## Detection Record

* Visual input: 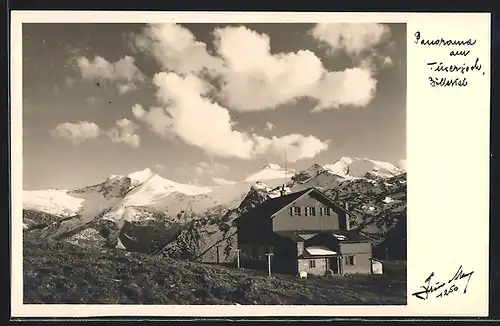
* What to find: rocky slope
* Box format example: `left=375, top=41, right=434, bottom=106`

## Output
left=158, top=182, right=289, bottom=263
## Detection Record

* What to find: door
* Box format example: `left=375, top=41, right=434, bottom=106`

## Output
left=330, top=257, right=340, bottom=274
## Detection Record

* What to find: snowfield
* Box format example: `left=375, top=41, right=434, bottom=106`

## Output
left=23, top=189, right=86, bottom=217
left=323, top=157, right=403, bottom=179
left=245, top=164, right=295, bottom=183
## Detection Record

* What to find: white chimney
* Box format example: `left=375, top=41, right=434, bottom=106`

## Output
left=297, top=241, right=304, bottom=256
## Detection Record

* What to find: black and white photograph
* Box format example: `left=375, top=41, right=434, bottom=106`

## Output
left=20, top=21, right=408, bottom=306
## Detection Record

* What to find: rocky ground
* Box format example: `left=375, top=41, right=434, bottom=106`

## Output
left=23, top=234, right=407, bottom=305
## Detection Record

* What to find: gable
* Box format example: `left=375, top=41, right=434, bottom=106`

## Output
left=271, top=188, right=349, bottom=219
left=236, top=188, right=311, bottom=223
left=236, top=187, right=351, bottom=229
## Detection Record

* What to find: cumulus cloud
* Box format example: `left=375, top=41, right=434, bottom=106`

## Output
left=310, top=23, right=391, bottom=57
left=310, top=23, right=396, bottom=78
left=310, top=67, right=377, bottom=112
left=132, top=23, right=384, bottom=113
left=212, top=176, right=237, bottom=186
left=133, top=23, right=223, bottom=76
left=51, top=119, right=140, bottom=148
left=105, top=118, right=141, bottom=148
left=133, top=72, right=330, bottom=161
left=251, top=134, right=331, bottom=162
left=265, top=122, right=274, bottom=131
left=213, top=26, right=326, bottom=112
left=73, top=55, right=146, bottom=94
left=50, top=121, right=101, bottom=144
left=132, top=104, right=169, bottom=136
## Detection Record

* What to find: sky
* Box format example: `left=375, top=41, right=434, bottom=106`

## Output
left=22, top=22, right=407, bottom=190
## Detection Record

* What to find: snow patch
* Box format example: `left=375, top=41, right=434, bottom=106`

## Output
left=245, top=164, right=295, bottom=183
left=127, top=168, right=155, bottom=187
left=323, top=157, right=403, bottom=180
left=116, top=237, right=127, bottom=250
left=23, top=189, right=85, bottom=216
left=382, top=196, right=394, bottom=203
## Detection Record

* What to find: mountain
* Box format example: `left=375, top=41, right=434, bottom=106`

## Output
left=22, top=165, right=292, bottom=253
left=23, top=157, right=406, bottom=261
left=158, top=158, right=406, bottom=263
left=291, top=163, right=329, bottom=183
left=158, top=181, right=284, bottom=262
left=23, top=168, right=236, bottom=252
left=244, top=164, right=295, bottom=185
left=323, top=157, right=404, bottom=179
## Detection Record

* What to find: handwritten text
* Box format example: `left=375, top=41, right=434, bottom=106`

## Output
left=414, top=31, right=484, bottom=88
left=411, top=265, right=474, bottom=301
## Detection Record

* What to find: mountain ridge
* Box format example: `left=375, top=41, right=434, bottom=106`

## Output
left=23, top=157, right=406, bottom=261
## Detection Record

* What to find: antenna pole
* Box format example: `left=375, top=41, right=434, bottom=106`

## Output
left=284, top=146, right=288, bottom=184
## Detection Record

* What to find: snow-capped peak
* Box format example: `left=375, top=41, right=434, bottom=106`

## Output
left=127, top=168, right=156, bottom=186
left=323, top=157, right=403, bottom=179
left=262, top=163, right=282, bottom=170
left=245, top=164, right=295, bottom=183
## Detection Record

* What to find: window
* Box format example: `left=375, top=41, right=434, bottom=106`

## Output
left=320, top=207, right=332, bottom=216
left=309, top=260, right=316, bottom=268
left=291, top=206, right=301, bottom=216
left=345, top=255, right=355, bottom=266
left=304, top=207, right=317, bottom=216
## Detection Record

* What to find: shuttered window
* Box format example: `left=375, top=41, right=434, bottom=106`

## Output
left=320, top=207, right=332, bottom=216
left=345, top=255, right=355, bottom=265
left=291, top=206, right=301, bottom=216
left=304, top=207, right=317, bottom=216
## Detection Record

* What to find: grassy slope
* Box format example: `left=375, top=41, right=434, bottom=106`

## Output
left=24, top=236, right=406, bottom=305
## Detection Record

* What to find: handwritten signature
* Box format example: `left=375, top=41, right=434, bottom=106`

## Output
left=411, top=265, right=474, bottom=300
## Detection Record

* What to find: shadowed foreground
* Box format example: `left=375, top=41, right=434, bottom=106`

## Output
left=23, top=237, right=407, bottom=305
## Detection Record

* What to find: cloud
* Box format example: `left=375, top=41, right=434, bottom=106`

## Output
left=212, top=176, right=237, bottom=185
left=132, top=104, right=173, bottom=138
left=105, top=118, right=141, bottom=148
left=310, top=23, right=391, bottom=57
left=132, top=23, right=223, bottom=76
left=133, top=72, right=329, bottom=161
left=310, top=23, right=396, bottom=78
left=382, top=56, right=394, bottom=67
left=132, top=23, right=381, bottom=113
left=251, top=134, right=331, bottom=162
left=73, top=55, right=146, bottom=94
left=194, top=160, right=229, bottom=175
left=155, top=163, right=166, bottom=170
left=310, top=67, right=377, bottom=112
left=212, top=26, right=325, bottom=112
left=265, top=122, right=274, bottom=131
left=51, top=119, right=140, bottom=148
left=50, top=121, right=101, bottom=144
